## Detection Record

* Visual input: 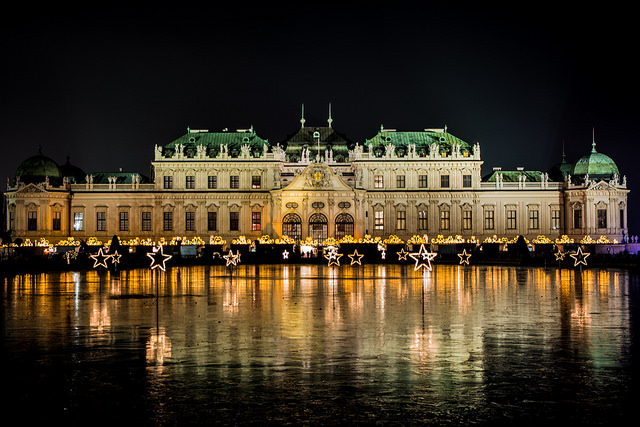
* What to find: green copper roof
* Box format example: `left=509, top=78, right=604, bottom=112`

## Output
left=161, top=129, right=270, bottom=158
left=365, top=129, right=472, bottom=157
left=16, top=150, right=62, bottom=183
left=572, top=150, right=619, bottom=177
left=281, top=126, right=353, bottom=162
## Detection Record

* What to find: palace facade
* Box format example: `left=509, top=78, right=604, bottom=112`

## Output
left=3, top=118, right=630, bottom=245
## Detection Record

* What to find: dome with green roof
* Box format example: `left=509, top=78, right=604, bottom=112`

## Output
left=571, top=140, right=619, bottom=180
left=15, top=148, right=62, bottom=184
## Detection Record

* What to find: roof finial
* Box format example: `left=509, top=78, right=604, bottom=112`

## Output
left=328, top=102, right=333, bottom=128
left=592, top=127, right=597, bottom=153
left=444, top=124, right=448, bottom=133
left=561, top=140, right=567, bottom=163
left=300, top=104, right=305, bottom=128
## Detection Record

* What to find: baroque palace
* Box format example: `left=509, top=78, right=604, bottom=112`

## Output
left=4, top=114, right=630, bottom=246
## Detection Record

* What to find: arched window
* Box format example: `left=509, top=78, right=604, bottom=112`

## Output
left=335, top=213, right=354, bottom=239
left=282, top=213, right=302, bottom=241
left=309, top=213, right=328, bottom=241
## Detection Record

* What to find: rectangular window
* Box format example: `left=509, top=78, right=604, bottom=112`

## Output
left=73, top=212, right=84, bottom=231
left=396, top=175, right=405, bottom=189
left=418, top=210, right=428, bottom=230
left=374, top=211, right=384, bottom=230
left=119, top=212, right=129, bottom=231
left=597, top=209, right=607, bottom=229
left=551, top=209, right=560, bottom=230
left=142, top=212, right=151, bottom=231
left=252, top=176, right=261, bottom=189
left=573, top=209, right=582, bottom=229
left=208, top=175, right=217, bottom=189
left=396, top=211, right=406, bottom=230
left=440, top=211, right=450, bottom=230
left=463, top=210, right=472, bottom=230
left=506, top=209, right=517, bottom=230
left=163, top=176, right=173, bottom=189
left=230, top=175, right=239, bottom=189
left=52, top=211, right=61, bottom=231
left=28, top=211, right=37, bottom=231
left=374, top=175, right=383, bottom=189
left=484, top=210, right=494, bottom=230
left=252, top=212, right=261, bottom=231
left=620, top=209, right=625, bottom=229
left=463, top=174, right=472, bottom=188
left=230, top=212, right=239, bottom=231
left=208, top=212, right=217, bottom=231
left=186, top=175, right=195, bottom=189
left=529, top=210, right=539, bottom=229
left=418, top=175, right=428, bottom=188
left=163, top=212, right=173, bottom=231
left=185, top=212, right=195, bottom=231
left=440, top=175, right=450, bottom=188
left=96, top=211, right=106, bottom=231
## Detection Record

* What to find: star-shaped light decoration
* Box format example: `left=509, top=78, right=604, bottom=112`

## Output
left=282, top=249, right=289, bottom=260
left=223, top=250, right=240, bottom=267
left=458, top=249, right=472, bottom=265
left=348, top=249, right=364, bottom=265
left=90, top=247, right=111, bottom=269
left=324, top=246, right=343, bottom=266
left=147, top=245, right=172, bottom=271
left=570, top=247, right=590, bottom=267
left=554, top=251, right=565, bottom=261
left=397, top=248, right=409, bottom=261
left=110, top=250, right=122, bottom=265
left=409, top=244, right=437, bottom=271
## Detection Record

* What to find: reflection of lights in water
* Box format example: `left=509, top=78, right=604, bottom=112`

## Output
left=410, top=327, right=438, bottom=363
left=147, top=329, right=171, bottom=365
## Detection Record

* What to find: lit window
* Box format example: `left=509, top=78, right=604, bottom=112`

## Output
left=507, top=210, right=517, bottom=230
left=396, top=175, right=405, bottom=189
left=186, top=175, right=195, bottom=189
left=252, top=176, right=261, bottom=189
left=374, top=211, right=384, bottom=230
left=418, top=175, right=428, bottom=188
left=73, top=212, right=84, bottom=231
left=463, top=210, right=472, bottom=230
left=440, top=210, right=450, bottom=230
left=418, top=210, right=428, bottom=230
left=551, top=210, right=560, bottom=230
left=484, top=210, right=494, bottom=230
left=230, top=175, right=239, bottom=189
left=374, top=175, right=383, bottom=188
left=252, top=212, right=261, bottom=231
left=597, top=209, right=607, bottom=228
left=396, top=211, right=406, bottom=230
left=529, top=210, right=539, bottom=229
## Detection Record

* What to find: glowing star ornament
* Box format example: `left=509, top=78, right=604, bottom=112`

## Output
left=90, top=247, right=111, bottom=269
left=324, top=246, right=343, bottom=266
left=223, top=250, right=240, bottom=267
left=282, top=250, right=289, bottom=260
left=554, top=251, right=565, bottom=261
left=110, top=250, right=122, bottom=265
left=348, top=249, right=364, bottom=265
left=397, top=248, right=409, bottom=261
left=458, top=249, right=472, bottom=265
left=147, top=245, right=172, bottom=271
left=409, top=244, right=437, bottom=271
left=570, top=247, right=590, bottom=267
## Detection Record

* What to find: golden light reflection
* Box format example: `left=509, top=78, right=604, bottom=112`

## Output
left=147, top=327, right=171, bottom=365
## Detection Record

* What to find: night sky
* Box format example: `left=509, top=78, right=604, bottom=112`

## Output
left=2, top=4, right=638, bottom=231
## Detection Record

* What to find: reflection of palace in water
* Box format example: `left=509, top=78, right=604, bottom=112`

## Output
left=4, top=110, right=629, bottom=244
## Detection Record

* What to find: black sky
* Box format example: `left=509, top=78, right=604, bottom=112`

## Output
left=2, top=4, right=639, bottom=230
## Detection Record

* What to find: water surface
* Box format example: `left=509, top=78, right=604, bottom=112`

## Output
left=2, top=264, right=638, bottom=425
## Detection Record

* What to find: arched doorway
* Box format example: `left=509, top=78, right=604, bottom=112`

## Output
left=309, top=213, right=328, bottom=241
left=282, top=213, right=302, bottom=240
left=335, top=213, right=354, bottom=239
